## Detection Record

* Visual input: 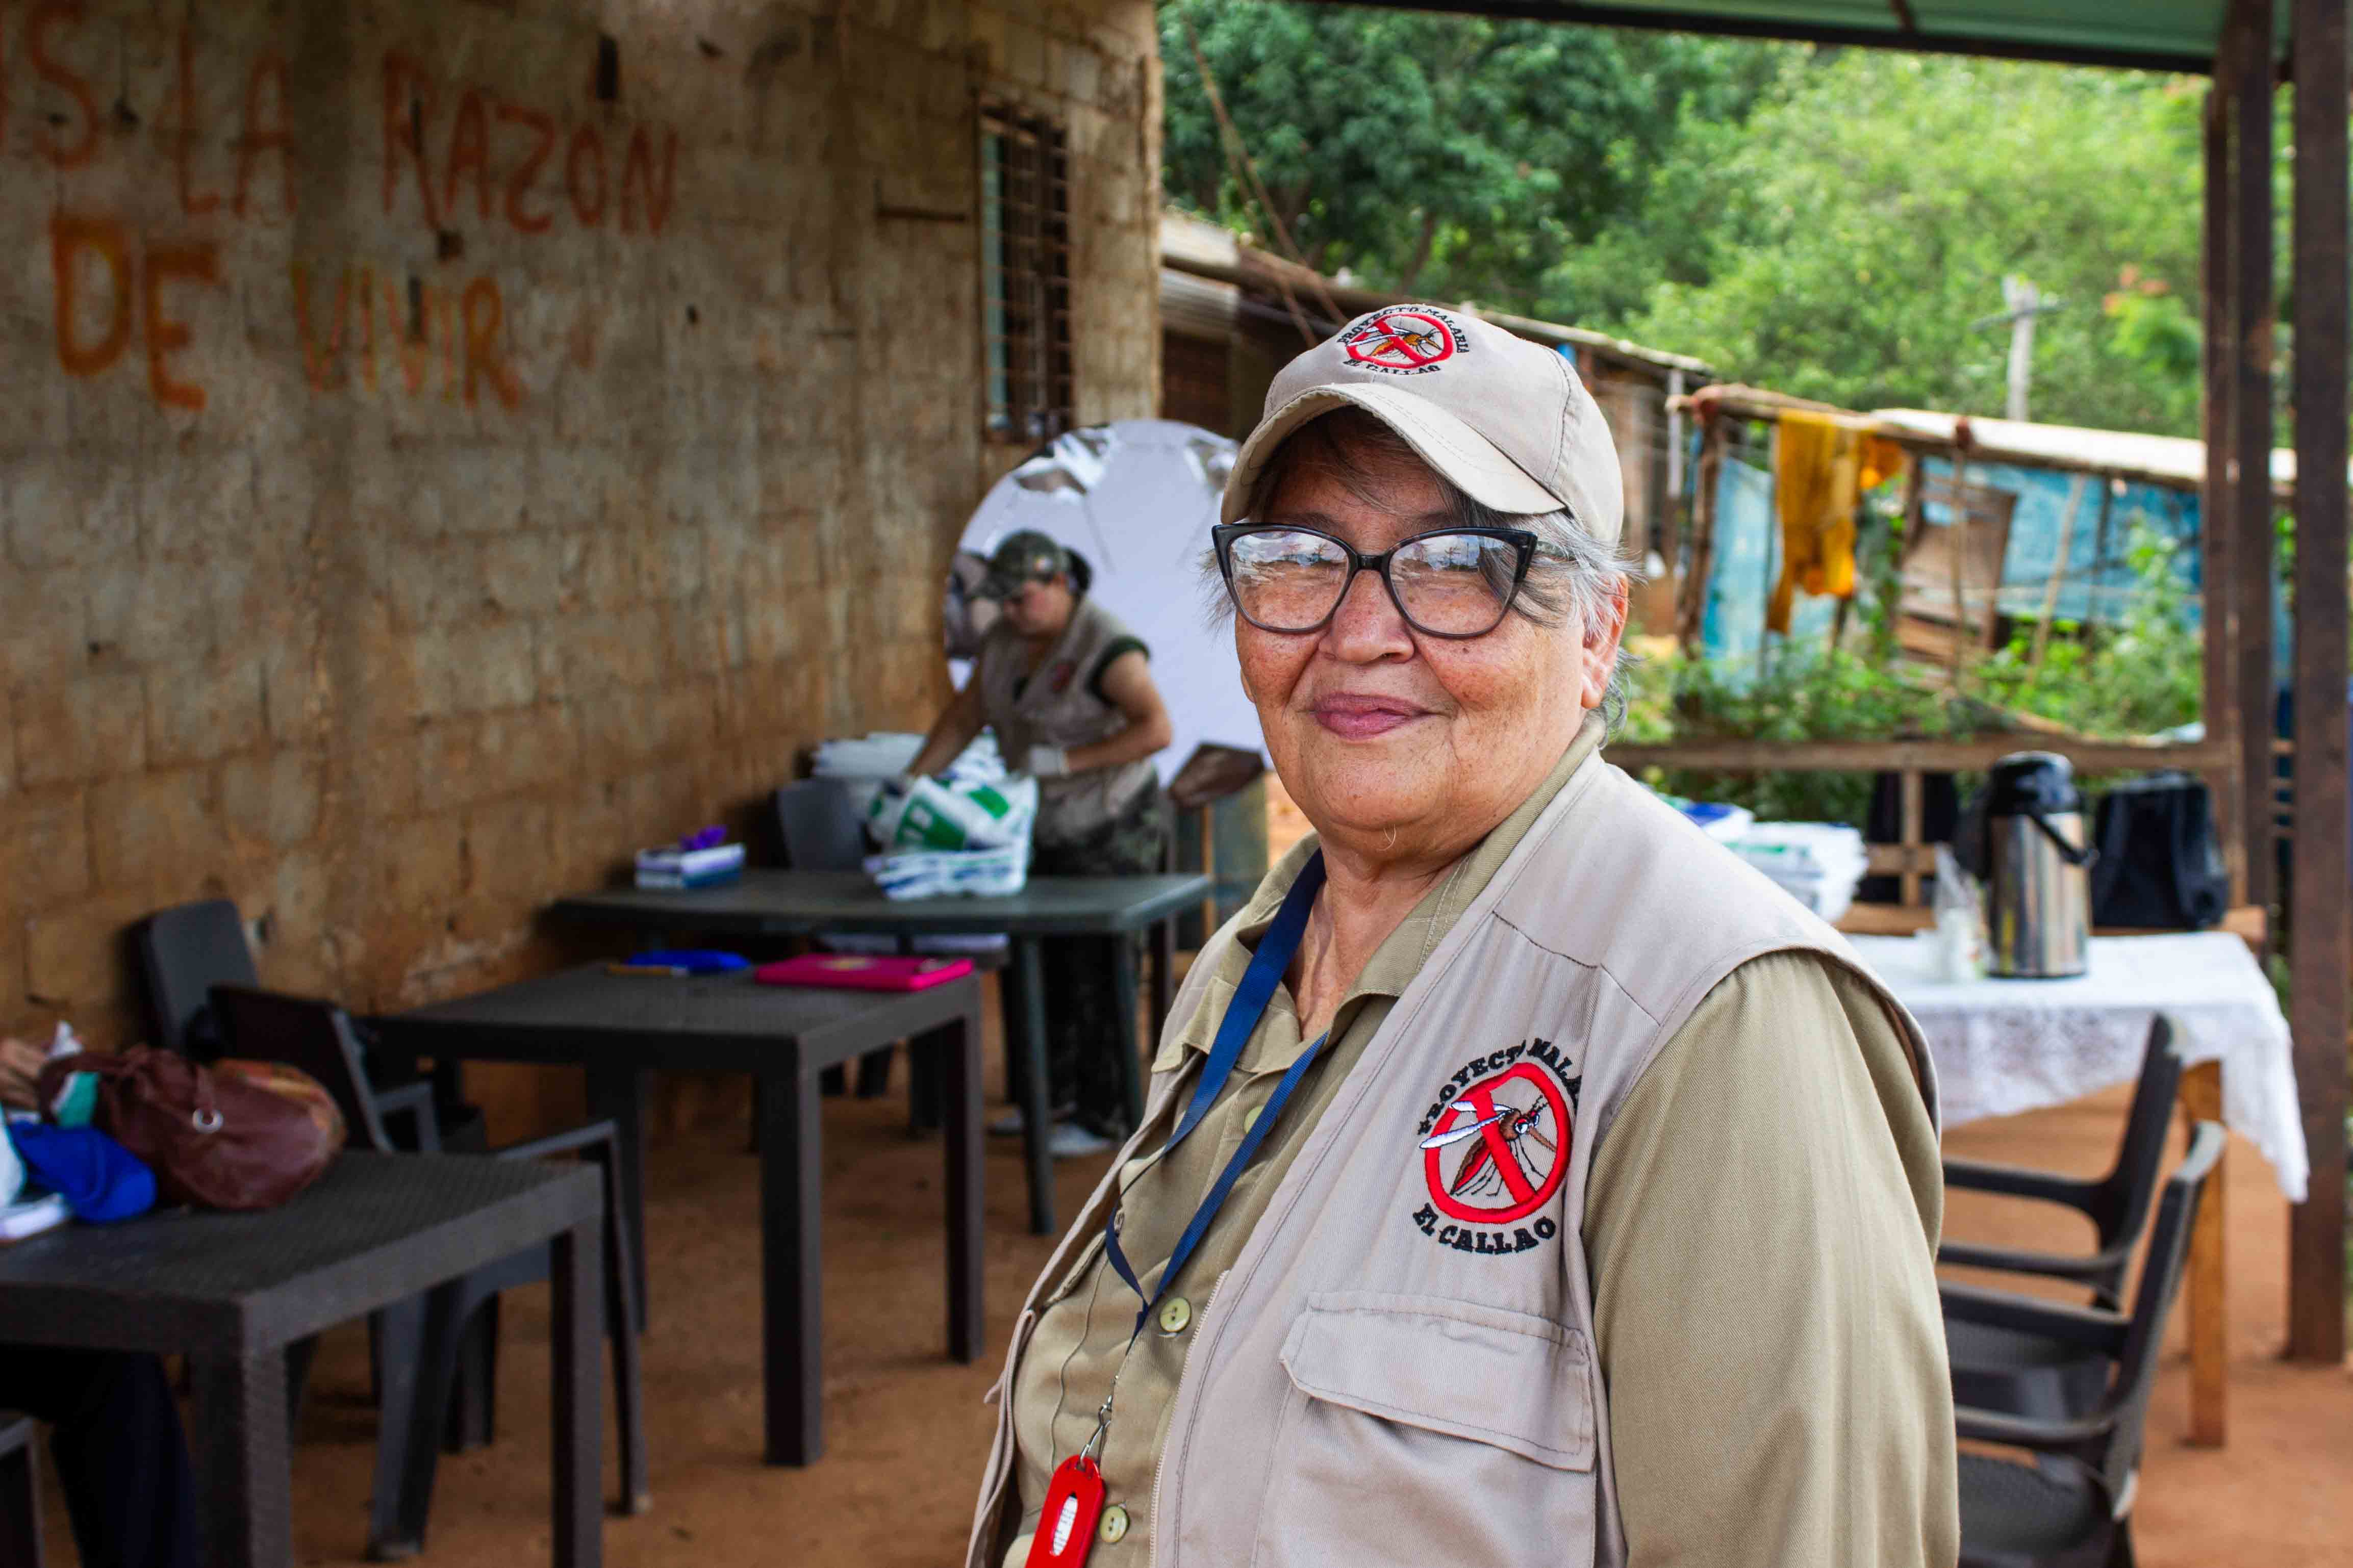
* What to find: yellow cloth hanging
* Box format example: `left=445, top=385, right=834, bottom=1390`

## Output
left=1768, top=414, right=1908, bottom=633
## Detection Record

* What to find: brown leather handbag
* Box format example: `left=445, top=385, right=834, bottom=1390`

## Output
left=40, top=1048, right=345, bottom=1210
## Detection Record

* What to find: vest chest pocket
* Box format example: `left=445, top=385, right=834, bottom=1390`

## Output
left=1251, top=1293, right=1598, bottom=1568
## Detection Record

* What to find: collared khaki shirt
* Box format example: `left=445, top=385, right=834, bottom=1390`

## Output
left=999, top=717, right=1950, bottom=1566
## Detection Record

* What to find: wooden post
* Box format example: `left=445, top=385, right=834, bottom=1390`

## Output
left=1896, top=462, right=1927, bottom=669
left=1679, top=419, right=1724, bottom=648
left=2030, top=473, right=2090, bottom=669
left=2231, top=0, right=2278, bottom=924
left=2203, top=66, right=2244, bottom=897
left=2180, top=1061, right=2230, bottom=1446
left=1899, top=769, right=1926, bottom=908
left=1662, top=367, right=1687, bottom=594
left=2286, top=0, right=2349, bottom=1367
left=1946, top=455, right=1969, bottom=687
left=2087, top=479, right=2118, bottom=626
left=1759, top=453, right=1779, bottom=677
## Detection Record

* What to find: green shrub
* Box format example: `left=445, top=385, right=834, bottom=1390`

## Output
left=1624, top=523, right=2202, bottom=827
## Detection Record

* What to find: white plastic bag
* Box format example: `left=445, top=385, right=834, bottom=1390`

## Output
left=863, top=844, right=1030, bottom=901
left=866, top=772, right=1036, bottom=854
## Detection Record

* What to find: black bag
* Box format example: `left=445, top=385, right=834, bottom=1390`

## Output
left=2089, top=772, right=2229, bottom=930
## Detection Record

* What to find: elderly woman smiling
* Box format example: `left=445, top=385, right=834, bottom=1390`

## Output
left=967, top=310, right=1955, bottom=1568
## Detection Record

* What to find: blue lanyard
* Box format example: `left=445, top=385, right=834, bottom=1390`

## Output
left=1103, top=852, right=1327, bottom=1340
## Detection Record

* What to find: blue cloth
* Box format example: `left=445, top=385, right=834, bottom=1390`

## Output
left=9, top=1124, right=157, bottom=1223
left=1701, top=456, right=1839, bottom=675
left=1917, top=457, right=2204, bottom=629
left=1694, top=451, right=2212, bottom=671
left=625, top=948, right=751, bottom=973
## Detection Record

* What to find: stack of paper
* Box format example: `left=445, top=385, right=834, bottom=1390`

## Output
left=1727, top=822, right=1871, bottom=923
left=634, top=841, right=746, bottom=890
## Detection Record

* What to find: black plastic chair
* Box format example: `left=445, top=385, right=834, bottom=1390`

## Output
left=1949, top=1120, right=2223, bottom=1568
left=211, top=986, right=648, bottom=1557
left=0, top=1412, right=40, bottom=1568
left=134, top=898, right=259, bottom=1058
left=137, top=897, right=495, bottom=1440
left=1940, top=1019, right=2187, bottom=1422
left=1941, top=1017, right=2186, bottom=1309
left=136, top=899, right=484, bottom=1143
left=774, top=778, right=875, bottom=877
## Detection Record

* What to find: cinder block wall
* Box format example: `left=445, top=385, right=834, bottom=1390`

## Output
left=1, top=0, right=1160, bottom=1134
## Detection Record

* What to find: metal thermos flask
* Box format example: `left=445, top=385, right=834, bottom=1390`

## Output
left=1981, top=752, right=2094, bottom=979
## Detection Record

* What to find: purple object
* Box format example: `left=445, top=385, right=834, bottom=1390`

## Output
left=679, top=826, right=728, bottom=852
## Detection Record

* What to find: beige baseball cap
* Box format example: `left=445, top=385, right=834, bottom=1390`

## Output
left=1221, top=304, right=1625, bottom=548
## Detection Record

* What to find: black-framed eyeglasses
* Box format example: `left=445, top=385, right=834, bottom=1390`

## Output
left=1211, top=523, right=1539, bottom=639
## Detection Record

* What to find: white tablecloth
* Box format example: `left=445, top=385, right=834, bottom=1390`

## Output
left=1849, top=932, right=2308, bottom=1201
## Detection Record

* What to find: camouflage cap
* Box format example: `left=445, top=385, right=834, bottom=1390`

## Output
left=981, top=530, right=1072, bottom=597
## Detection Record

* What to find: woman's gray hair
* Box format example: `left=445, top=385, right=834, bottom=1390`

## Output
left=1205, top=409, right=1639, bottom=732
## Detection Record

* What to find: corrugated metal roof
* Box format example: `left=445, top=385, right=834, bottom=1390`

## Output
left=1159, top=211, right=1239, bottom=274
left=1323, top=2, right=2262, bottom=74
left=1482, top=310, right=1716, bottom=376
left=1870, top=409, right=2321, bottom=497
left=1584, top=2, right=2225, bottom=67
left=1156, top=212, right=1716, bottom=378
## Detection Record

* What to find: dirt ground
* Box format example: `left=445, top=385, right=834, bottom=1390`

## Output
left=41, top=976, right=2349, bottom=1567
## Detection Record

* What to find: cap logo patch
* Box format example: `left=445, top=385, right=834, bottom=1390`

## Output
left=1342, top=308, right=1463, bottom=375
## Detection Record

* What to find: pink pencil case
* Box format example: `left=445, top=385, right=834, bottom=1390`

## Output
left=753, top=954, right=975, bottom=992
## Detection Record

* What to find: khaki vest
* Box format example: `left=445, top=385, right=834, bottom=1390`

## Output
left=966, top=753, right=1935, bottom=1568
left=978, top=595, right=1157, bottom=845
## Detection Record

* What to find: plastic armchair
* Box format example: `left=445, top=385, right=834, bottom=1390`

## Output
left=1948, top=1121, right=2223, bottom=1568
left=136, top=899, right=484, bottom=1147
left=133, top=898, right=259, bottom=1058
left=209, top=985, right=648, bottom=1558
left=1939, top=1016, right=2186, bottom=1310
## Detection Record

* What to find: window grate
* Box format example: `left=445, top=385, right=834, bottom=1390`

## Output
left=981, top=106, right=1073, bottom=443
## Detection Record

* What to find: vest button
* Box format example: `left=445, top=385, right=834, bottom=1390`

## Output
left=1156, top=1296, right=1192, bottom=1335
left=1098, top=1503, right=1130, bottom=1544
left=1241, top=1104, right=1262, bottom=1134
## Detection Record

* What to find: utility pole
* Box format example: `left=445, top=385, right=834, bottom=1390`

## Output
left=1974, top=276, right=2066, bottom=421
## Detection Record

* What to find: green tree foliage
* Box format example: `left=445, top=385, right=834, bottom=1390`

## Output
left=1158, top=0, right=1786, bottom=301
left=1970, top=525, right=2205, bottom=736
left=1570, top=53, right=2208, bottom=434
left=1161, top=7, right=2211, bottom=435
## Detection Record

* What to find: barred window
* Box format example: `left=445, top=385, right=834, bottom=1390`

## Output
left=981, top=106, right=1073, bottom=443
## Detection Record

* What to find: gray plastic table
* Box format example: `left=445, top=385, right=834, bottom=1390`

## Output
left=375, top=964, right=984, bottom=1466
left=0, top=1153, right=603, bottom=1568
left=548, top=870, right=1211, bottom=1235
